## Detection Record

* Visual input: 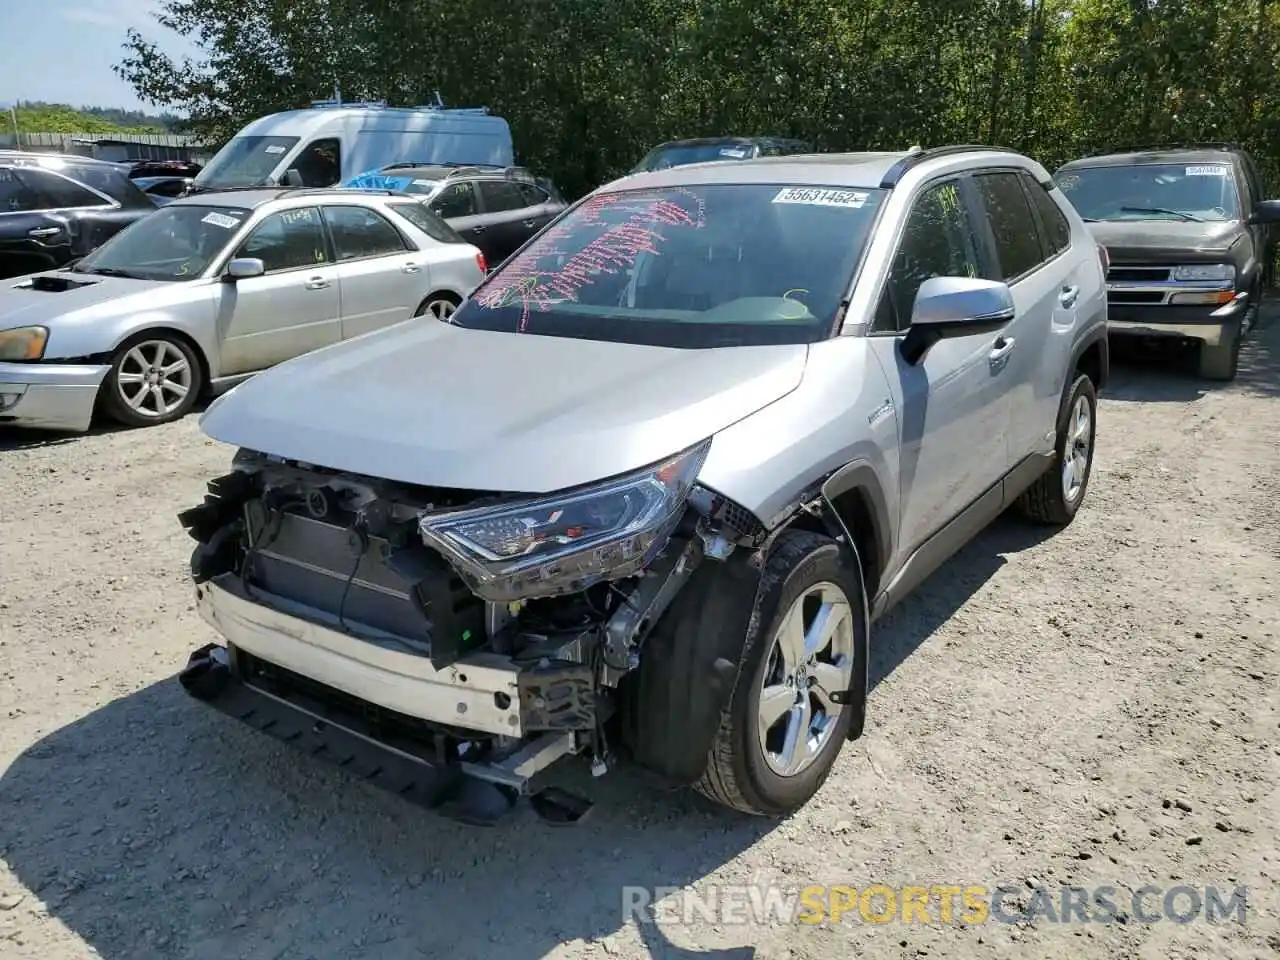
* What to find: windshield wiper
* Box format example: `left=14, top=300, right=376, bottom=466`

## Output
left=1118, top=206, right=1202, bottom=222
left=79, top=266, right=144, bottom=279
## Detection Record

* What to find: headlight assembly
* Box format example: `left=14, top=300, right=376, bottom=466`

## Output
left=1171, top=263, right=1234, bottom=283
left=0, top=326, right=48, bottom=361
left=418, top=439, right=711, bottom=601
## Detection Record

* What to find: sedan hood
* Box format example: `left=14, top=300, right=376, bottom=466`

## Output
left=0, top=271, right=186, bottom=357
left=200, top=320, right=809, bottom=493
left=1087, top=219, right=1246, bottom=263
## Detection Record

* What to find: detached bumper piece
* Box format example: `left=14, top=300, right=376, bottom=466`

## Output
left=179, top=643, right=594, bottom=826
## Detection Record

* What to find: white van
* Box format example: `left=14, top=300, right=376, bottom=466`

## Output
left=191, top=101, right=514, bottom=190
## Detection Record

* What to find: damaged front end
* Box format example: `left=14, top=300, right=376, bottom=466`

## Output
left=176, top=439, right=754, bottom=824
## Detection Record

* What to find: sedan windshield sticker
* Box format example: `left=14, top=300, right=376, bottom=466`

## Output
left=1186, top=165, right=1227, bottom=176
left=772, top=187, right=868, bottom=208
left=201, top=212, right=242, bottom=229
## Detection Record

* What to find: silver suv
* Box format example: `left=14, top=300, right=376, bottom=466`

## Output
left=177, top=146, right=1109, bottom=825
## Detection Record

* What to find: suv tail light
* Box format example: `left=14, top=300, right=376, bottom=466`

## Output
left=475, top=251, right=488, bottom=274
left=1097, top=243, right=1110, bottom=275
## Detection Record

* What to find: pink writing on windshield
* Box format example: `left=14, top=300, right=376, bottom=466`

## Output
left=473, top=191, right=704, bottom=331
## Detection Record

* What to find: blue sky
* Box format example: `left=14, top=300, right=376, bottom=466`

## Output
left=0, top=0, right=198, bottom=113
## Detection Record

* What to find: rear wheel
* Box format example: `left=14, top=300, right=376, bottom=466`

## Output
left=415, top=292, right=460, bottom=321
left=1017, top=373, right=1097, bottom=526
left=100, top=333, right=204, bottom=428
left=695, top=530, right=866, bottom=816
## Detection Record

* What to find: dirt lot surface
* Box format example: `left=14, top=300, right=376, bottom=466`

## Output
left=1, top=314, right=1278, bottom=960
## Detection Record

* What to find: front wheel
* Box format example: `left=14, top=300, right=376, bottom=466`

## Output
left=695, top=530, right=866, bottom=816
left=100, top=334, right=204, bottom=428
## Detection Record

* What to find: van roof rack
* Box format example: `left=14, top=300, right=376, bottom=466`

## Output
left=878, top=144, right=1020, bottom=188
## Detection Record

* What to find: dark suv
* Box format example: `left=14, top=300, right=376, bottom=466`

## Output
left=0, top=152, right=156, bottom=279
left=629, top=136, right=814, bottom=174
left=1054, top=144, right=1280, bottom=380
left=343, top=164, right=567, bottom=264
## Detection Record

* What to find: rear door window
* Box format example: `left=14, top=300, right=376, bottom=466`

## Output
left=478, top=180, right=528, bottom=213
left=322, top=204, right=410, bottom=260
left=1021, top=173, right=1071, bottom=258
left=973, top=172, right=1046, bottom=281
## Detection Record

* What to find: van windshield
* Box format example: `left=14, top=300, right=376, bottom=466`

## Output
left=450, top=183, right=884, bottom=348
left=195, top=136, right=300, bottom=188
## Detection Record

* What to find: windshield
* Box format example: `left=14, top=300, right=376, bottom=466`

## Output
left=632, top=143, right=759, bottom=173
left=450, top=183, right=884, bottom=348
left=72, top=204, right=250, bottom=281
left=195, top=136, right=299, bottom=188
left=1055, top=162, right=1240, bottom=222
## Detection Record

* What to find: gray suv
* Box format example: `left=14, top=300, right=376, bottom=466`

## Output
left=176, top=145, right=1109, bottom=825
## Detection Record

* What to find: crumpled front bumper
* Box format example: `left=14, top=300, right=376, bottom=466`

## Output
left=0, top=361, right=109, bottom=432
left=194, top=574, right=525, bottom=737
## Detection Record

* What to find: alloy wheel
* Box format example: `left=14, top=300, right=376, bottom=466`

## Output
left=756, top=581, right=857, bottom=778
left=1061, top=393, right=1093, bottom=503
left=115, top=339, right=193, bottom=419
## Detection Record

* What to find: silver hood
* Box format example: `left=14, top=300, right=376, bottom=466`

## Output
left=0, top=271, right=184, bottom=358
left=200, top=320, right=809, bottom=493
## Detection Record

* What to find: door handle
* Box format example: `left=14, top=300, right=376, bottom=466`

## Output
left=401, top=262, right=420, bottom=274
left=1059, top=284, right=1080, bottom=308
left=989, top=336, right=1016, bottom=363
left=28, top=226, right=61, bottom=239
left=522, top=219, right=536, bottom=229
left=470, top=226, right=485, bottom=234
left=304, top=277, right=330, bottom=290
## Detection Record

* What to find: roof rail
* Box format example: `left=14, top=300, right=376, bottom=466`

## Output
left=1083, top=141, right=1243, bottom=157
left=878, top=144, right=1021, bottom=188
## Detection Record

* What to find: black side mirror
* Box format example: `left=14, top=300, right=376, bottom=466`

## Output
left=280, top=168, right=305, bottom=188
left=1248, top=199, right=1280, bottom=225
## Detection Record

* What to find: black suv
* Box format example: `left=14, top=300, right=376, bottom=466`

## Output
left=0, top=151, right=156, bottom=280
left=629, top=136, right=814, bottom=174
left=1054, top=144, right=1280, bottom=380
left=345, top=164, right=567, bottom=264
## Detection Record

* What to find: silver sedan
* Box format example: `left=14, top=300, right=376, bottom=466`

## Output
left=0, top=188, right=487, bottom=432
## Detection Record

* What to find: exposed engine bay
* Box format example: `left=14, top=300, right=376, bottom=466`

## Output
left=176, top=445, right=761, bottom=823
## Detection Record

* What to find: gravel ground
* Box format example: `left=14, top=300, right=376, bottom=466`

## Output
left=1, top=313, right=1277, bottom=960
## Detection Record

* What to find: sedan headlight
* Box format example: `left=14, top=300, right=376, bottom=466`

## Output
left=418, top=439, right=711, bottom=602
left=1171, top=263, right=1234, bottom=282
left=0, top=326, right=48, bottom=361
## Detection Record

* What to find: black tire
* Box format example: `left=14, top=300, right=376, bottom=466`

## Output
left=100, top=332, right=204, bottom=428
left=1017, top=372, right=1098, bottom=526
left=414, top=291, right=461, bottom=321
left=694, top=529, right=867, bottom=816
left=1197, top=329, right=1241, bottom=382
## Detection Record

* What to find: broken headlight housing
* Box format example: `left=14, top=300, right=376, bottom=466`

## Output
left=418, top=439, right=711, bottom=602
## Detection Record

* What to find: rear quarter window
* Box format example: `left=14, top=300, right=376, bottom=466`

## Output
left=389, top=201, right=468, bottom=243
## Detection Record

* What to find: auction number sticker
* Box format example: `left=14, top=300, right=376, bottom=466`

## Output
left=719, top=147, right=748, bottom=159
left=1186, top=165, right=1227, bottom=176
left=264, top=145, right=287, bottom=154
left=773, top=187, right=868, bottom=208
left=201, top=212, right=242, bottom=229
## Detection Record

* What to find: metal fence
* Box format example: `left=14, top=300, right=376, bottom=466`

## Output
left=0, top=131, right=213, bottom=164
